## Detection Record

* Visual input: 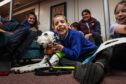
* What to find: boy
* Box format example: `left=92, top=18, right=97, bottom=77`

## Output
left=53, top=14, right=110, bottom=84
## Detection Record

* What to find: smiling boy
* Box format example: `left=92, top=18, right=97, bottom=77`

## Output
left=52, top=14, right=110, bottom=84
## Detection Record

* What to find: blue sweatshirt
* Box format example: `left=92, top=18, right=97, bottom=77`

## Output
left=60, top=29, right=97, bottom=60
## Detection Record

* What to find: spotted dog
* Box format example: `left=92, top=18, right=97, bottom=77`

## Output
left=11, top=31, right=62, bottom=73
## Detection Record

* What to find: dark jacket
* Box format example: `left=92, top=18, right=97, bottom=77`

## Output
left=79, top=17, right=101, bottom=36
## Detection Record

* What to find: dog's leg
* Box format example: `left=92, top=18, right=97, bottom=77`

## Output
left=39, top=55, right=49, bottom=64
left=11, top=55, right=49, bottom=73
left=49, top=54, right=59, bottom=66
left=11, top=54, right=59, bottom=73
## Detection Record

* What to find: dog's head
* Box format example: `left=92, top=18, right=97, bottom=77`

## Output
left=37, top=31, right=57, bottom=48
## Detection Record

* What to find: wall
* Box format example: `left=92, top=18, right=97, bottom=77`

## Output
left=13, top=0, right=122, bottom=41
left=38, top=0, right=75, bottom=31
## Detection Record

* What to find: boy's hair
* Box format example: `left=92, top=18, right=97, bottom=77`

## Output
left=52, top=14, right=68, bottom=27
left=114, top=0, right=126, bottom=14
left=71, top=22, right=80, bottom=30
left=81, top=9, right=91, bottom=16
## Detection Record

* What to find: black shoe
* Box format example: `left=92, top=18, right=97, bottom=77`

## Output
left=74, top=62, right=104, bottom=84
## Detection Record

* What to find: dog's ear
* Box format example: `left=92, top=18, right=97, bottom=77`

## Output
left=44, top=32, right=48, bottom=36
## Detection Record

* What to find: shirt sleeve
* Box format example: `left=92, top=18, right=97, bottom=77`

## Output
left=109, top=22, right=118, bottom=36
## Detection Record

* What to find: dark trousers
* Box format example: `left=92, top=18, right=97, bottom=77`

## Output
left=110, top=44, right=126, bottom=70
left=15, top=31, right=37, bottom=58
left=0, top=33, right=9, bottom=61
left=0, top=27, right=29, bottom=67
left=59, top=48, right=111, bottom=71
left=12, top=31, right=37, bottom=61
left=93, top=34, right=103, bottom=46
left=5, top=28, right=29, bottom=60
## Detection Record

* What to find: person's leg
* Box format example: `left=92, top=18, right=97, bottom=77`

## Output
left=0, top=33, right=9, bottom=58
left=7, top=28, right=29, bottom=56
left=59, top=49, right=96, bottom=66
left=74, top=62, right=105, bottom=84
left=7, top=28, right=29, bottom=66
left=15, top=31, right=37, bottom=57
left=94, top=48, right=111, bottom=71
left=74, top=49, right=111, bottom=84
left=11, top=31, right=37, bottom=67
left=59, top=57, right=77, bottom=66
left=110, top=44, right=126, bottom=70
left=93, top=34, right=103, bottom=46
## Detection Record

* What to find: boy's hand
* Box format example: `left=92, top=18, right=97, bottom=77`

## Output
left=44, top=42, right=56, bottom=55
left=54, top=43, right=64, bottom=51
left=85, top=33, right=92, bottom=39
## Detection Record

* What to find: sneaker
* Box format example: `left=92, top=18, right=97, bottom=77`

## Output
left=74, top=62, right=104, bottom=84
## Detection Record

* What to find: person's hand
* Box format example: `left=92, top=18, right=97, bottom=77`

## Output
left=115, top=24, right=126, bottom=34
left=44, top=48, right=55, bottom=55
left=85, top=33, right=92, bottom=39
left=54, top=43, right=64, bottom=51
left=44, top=42, right=56, bottom=55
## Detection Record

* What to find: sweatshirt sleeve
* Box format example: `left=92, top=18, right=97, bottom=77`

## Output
left=109, top=22, right=118, bottom=36
left=62, top=33, right=82, bottom=60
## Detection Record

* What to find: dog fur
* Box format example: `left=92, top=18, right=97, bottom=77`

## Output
left=11, top=31, right=60, bottom=73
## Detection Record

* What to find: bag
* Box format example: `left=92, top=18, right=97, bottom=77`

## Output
left=0, top=61, right=11, bottom=76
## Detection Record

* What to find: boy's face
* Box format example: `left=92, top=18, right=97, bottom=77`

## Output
left=115, top=4, right=126, bottom=24
left=82, top=12, right=91, bottom=21
left=70, top=25, right=77, bottom=30
left=53, top=16, right=69, bottom=37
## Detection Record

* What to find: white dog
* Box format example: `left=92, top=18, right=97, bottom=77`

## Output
left=11, top=31, right=60, bottom=73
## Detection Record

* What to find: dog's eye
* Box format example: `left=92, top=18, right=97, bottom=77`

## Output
left=44, top=33, right=48, bottom=36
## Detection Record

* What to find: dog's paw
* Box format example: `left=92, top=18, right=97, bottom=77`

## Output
left=11, top=67, right=19, bottom=72
left=11, top=66, right=35, bottom=73
left=11, top=67, right=21, bottom=74
left=19, top=67, right=34, bottom=73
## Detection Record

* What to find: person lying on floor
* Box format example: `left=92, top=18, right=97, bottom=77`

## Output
left=0, top=13, right=42, bottom=67
left=52, top=14, right=110, bottom=84
left=109, top=0, right=126, bottom=70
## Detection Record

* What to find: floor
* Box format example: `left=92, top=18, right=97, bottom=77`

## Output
left=0, top=70, right=126, bottom=84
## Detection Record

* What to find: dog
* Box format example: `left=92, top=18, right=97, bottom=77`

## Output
left=11, top=31, right=61, bottom=73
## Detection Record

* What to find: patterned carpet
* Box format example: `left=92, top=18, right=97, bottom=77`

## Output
left=0, top=72, right=78, bottom=84
left=0, top=70, right=126, bottom=84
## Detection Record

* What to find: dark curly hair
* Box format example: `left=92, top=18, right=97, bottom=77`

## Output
left=81, top=9, right=91, bottom=16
